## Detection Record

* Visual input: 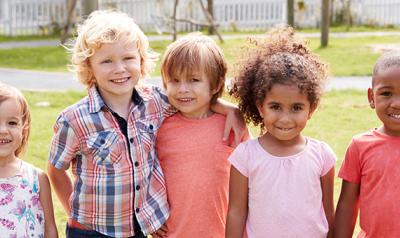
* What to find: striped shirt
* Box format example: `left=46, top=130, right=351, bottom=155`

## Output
left=49, top=85, right=174, bottom=237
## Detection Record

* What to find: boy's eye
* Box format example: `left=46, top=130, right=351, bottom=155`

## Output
left=191, top=78, right=200, bottom=82
left=124, top=56, right=136, bottom=60
left=380, top=91, right=392, bottom=97
left=101, top=59, right=112, bottom=64
left=170, top=78, right=179, bottom=83
left=8, top=121, right=19, bottom=126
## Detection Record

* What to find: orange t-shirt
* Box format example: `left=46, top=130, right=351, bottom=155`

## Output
left=156, top=113, right=234, bottom=238
left=339, top=129, right=400, bottom=238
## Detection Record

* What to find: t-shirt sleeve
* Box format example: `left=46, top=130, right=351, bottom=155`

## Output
left=338, top=139, right=362, bottom=183
left=228, top=142, right=249, bottom=177
left=48, top=113, right=79, bottom=170
left=320, top=142, right=337, bottom=176
left=153, top=86, right=176, bottom=118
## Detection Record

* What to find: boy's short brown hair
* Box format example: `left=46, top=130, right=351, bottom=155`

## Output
left=161, top=33, right=227, bottom=104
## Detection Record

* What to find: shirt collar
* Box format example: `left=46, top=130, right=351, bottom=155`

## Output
left=87, top=86, right=144, bottom=113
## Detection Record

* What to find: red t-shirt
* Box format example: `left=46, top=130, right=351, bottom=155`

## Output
left=339, top=129, right=400, bottom=238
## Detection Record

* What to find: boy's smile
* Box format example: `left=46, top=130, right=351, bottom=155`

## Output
left=165, top=72, right=218, bottom=119
left=89, top=35, right=142, bottom=105
left=369, top=66, right=400, bottom=136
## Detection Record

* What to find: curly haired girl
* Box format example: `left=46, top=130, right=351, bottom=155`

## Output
left=225, top=27, right=336, bottom=238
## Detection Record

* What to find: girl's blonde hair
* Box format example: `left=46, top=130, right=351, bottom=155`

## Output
left=0, top=84, right=31, bottom=156
left=161, top=33, right=227, bottom=104
left=69, top=10, right=158, bottom=88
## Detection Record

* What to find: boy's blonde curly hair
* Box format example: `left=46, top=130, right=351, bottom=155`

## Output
left=69, top=10, right=158, bottom=88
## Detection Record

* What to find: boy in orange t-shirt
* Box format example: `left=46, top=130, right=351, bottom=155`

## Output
left=335, top=50, right=400, bottom=238
left=153, top=33, right=248, bottom=238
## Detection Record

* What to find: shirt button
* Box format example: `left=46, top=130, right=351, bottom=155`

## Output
left=149, top=124, right=153, bottom=130
left=100, top=139, right=105, bottom=144
left=134, top=161, right=139, bottom=167
left=129, top=138, right=134, bottom=143
left=136, top=185, right=140, bottom=190
left=135, top=208, right=140, bottom=213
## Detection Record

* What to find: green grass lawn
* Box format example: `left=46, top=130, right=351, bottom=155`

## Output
left=0, top=34, right=398, bottom=76
left=23, top=89, right=376, bottom=237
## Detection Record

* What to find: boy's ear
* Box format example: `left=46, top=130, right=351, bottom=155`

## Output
left=368, top=88, right=375, bottom=109
left=211, top=78, right=225, bottom=95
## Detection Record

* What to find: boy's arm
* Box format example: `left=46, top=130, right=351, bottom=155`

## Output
left=47, top=163, right=73, bottom=215
left=334, top=180, right=360, bottom=238
left=225, top=166, right=248, bottom=238
left=38, top=171, right=59, bottom=238
left=321, top=167, right=335, bottom=238
left=211, top=99, right=247, bottom=146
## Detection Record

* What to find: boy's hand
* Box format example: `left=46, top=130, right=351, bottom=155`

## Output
left=151, top=224, right=168, bottom=238
left=224, top=108, right=248, bottom=147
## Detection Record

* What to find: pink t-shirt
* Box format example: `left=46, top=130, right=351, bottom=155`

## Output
left=156, top=113, right=234, bottom=238
left=229, top=137, right=336, bottom=238
left=338, top=129, right=400, bottom=238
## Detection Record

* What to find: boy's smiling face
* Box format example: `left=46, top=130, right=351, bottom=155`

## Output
left=369, top=66, right=400, bottom=136
left=165, top=70, right=220, bottom=119
left=89, top=35, right=141, bottom=103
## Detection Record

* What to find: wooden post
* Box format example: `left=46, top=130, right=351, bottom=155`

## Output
left=321, top=0, right=330, bottom=47
left=287, top=0, right=294, bottom=27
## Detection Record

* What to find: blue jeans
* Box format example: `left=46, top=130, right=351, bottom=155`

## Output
left=66, top=224, right=146, bottom=238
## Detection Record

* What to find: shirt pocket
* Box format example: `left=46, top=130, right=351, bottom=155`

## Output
left=136, top=117, right=162, bottom=152
left=86, top=130, right=122, bottom=166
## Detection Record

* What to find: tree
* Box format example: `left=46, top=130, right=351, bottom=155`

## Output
left=60, top=0, right=78, bottom=44
left=207, top=0, right=215, bottom=34
left=287, top=0, right=294, bottom=27
left=83, top=0, right=98, bottom=17
left=320, top=0, right=330, bottom=47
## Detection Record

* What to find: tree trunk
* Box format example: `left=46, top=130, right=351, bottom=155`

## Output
left=60, top=0, right=77, bottom=44
left=287, top=0, right=294, bottom=27
left=172, top=0, right=179, bottom=41
left=320, top=0, right=330, bottom=47
left=198, top=0, right=223, bottom=43
left=83, top=0, right=98, bottom=17
left=207, top=0, right=215, bottom=35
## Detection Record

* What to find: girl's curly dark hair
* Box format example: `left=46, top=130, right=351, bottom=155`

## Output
left=229, top=27, right=328, bottom=129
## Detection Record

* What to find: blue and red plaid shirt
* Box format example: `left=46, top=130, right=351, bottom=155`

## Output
left=49, top=85, right=174, bottom=237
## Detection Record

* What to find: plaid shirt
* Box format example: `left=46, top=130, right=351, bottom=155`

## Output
left=49, top=86, right=174, bottom=237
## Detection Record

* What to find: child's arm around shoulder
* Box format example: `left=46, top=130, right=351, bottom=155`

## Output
left=211, top=99, right=248, bottom=147
left=38, top=170, right=58, bottom=238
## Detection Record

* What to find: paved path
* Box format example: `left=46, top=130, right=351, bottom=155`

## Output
left=1, top=31, right=400, bottom=49
left=0, top=68, right=371, bottom=92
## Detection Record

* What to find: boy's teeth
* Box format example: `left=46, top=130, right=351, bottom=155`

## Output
left=390, top=114, right=400, bottom=119
left=0, top=139, right=11, bottom=143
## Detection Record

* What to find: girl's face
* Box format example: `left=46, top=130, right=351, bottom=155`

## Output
left=0, top=98, right=24, bottom=161
left=257, top=84, right=314, bottom=142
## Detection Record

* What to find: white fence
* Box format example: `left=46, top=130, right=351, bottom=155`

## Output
left=1, top=0, right=400, bottom=36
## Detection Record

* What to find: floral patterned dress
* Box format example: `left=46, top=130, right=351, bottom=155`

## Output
left=0, top=161, right=45, bottom=238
